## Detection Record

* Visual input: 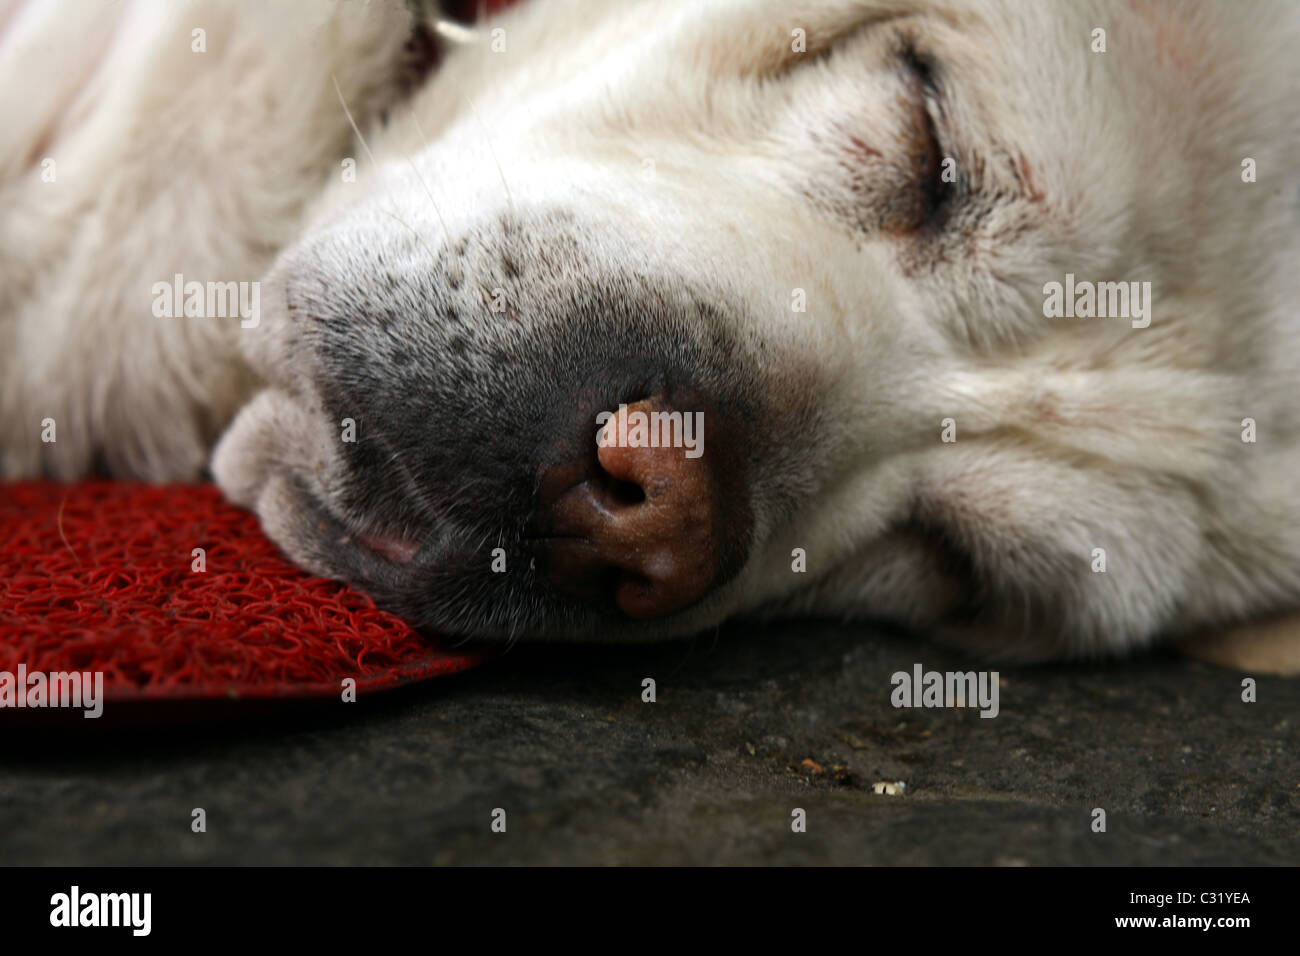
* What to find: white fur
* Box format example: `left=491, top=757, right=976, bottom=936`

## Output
left=4, top=0, right=1299, bottom=662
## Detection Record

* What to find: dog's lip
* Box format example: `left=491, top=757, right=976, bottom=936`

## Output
left=352, top=529, right=423, bottom=565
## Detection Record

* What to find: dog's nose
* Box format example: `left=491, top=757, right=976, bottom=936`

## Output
left=533, top=397, right=724, bottom=618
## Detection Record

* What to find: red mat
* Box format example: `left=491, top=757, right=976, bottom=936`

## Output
left=0, top=482, right=484, bottom=712
left=2, top=0, right=519, bottom=721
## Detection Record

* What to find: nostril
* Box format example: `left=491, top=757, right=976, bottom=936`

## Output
left=595, top=413, right=685, bottom=502
left=535, top=394, right=730, bottom=619
left=599, top=475, right=646, bottom=508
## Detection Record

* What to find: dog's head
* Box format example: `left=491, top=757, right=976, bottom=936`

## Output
left=214, top=0, right=1300, bottom=657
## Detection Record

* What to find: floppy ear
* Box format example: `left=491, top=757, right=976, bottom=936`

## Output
left=1179, top=613, right=1300, bottom=676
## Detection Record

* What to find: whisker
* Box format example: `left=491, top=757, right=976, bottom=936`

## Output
left=404, top=109, right=452, bottom=236
left=465, top=96, right=515, bottom=220
left=331, top=72, right=380, bottom=167
left=331, top=72, right=440, bottom=262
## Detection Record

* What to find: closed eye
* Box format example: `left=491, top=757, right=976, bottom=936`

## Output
left=772, top=17, right=963, bottom=239
left=902, top=43, right=958, bottom=228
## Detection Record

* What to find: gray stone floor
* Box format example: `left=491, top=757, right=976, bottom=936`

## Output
left=2, top=621, right=1296, bottom=865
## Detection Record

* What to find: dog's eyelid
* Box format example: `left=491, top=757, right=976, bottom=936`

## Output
left=897, top=41, right=960, bottom=224
left=758, top=12, right=916, bottom=79
left=896, top=36, right=947, bottom=110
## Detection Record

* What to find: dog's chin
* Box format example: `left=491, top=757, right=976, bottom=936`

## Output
left=219, top=460, right=513, bottom=640
left=211, top=388, right=414, bottom=587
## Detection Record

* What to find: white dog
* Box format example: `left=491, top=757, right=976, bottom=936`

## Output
left=2, top=0, right=1298, bottom=669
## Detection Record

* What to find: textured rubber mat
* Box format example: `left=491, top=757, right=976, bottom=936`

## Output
left=0, top=482, right=484, bottom=714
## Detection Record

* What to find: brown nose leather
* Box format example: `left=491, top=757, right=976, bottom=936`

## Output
left=535, top=397, right=721, bottom=618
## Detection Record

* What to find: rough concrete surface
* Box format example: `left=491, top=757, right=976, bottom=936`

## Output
left=2, top=621, right=1296, bottom=865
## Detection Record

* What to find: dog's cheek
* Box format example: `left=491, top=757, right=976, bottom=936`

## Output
left=211, top=388, right=324, bottom=510
left=231, top=260, right=329, bottom=401
left=917, top=444, right=1204, bottom=656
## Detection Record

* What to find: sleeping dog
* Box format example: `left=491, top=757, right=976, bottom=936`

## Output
left=2, top=0, right=1298, bottom=668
